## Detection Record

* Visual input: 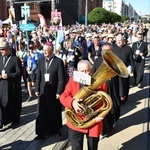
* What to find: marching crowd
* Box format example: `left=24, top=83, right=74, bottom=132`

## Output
left=0, top=20, right=148, bottom=149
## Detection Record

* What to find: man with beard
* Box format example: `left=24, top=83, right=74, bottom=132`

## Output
left=0, top=39, right=22, bottom=128
left=35, top=42, right=65, bottom=139
left=113, top=34, right=135, bottom=104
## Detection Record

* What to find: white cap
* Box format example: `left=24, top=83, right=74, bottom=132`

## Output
left=86, top=32, right=92, bottom=37
left=64, top=30, right=69, bottom=35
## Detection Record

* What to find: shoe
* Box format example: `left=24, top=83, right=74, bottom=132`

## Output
left=34, top=135, right=45, bottom=140
left=0, top=124, right=3, bottom=129
left=99, top=134, right=107, bottom=140
left=138, top=83, right=143, bottom=88
left=26, top=96, right=33, bottom=102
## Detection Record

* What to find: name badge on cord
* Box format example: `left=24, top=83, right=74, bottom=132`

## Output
left=135, top=50, right=140, bottom=55
left=1, top=70, right=5, bottom=75
left=44, top=73, right=50, bottom=82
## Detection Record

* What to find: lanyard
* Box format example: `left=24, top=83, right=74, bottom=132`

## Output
left=45, top=57, right=54, bottom=73
left=3, top=55, right=12, bottom=70
left=137, top=42, right=142, bottom=49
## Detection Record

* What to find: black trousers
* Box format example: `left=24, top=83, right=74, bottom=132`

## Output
left=68, top=128, right=99, bottom=150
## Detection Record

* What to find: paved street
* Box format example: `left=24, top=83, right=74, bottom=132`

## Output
left=0, top=31, right=150, bottom=150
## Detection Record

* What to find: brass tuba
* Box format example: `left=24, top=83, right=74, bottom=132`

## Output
left=65, top=50, right=129, bottom=129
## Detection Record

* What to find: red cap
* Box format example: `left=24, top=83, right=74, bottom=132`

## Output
left=45, top=42, right=53, bottom=47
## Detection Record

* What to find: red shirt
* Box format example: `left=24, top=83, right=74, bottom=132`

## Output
left=60, top=77, right=107, bottom=137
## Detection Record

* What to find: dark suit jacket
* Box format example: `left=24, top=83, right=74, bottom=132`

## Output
left=132, top=41, right=148, bottom=63
left=0, top=55, right=22, bottom=107
left=35, top=55, right=65, bottom=95
left=0, top=54, right=22, bottom=125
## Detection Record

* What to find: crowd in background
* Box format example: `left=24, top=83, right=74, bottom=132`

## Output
left=0, top=20, right=149, bottom=143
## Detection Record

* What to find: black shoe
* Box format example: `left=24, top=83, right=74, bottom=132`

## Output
left=12, top=120, right=20, bottom=124
left=138, top=83, right=143, bottom=88
left=34, top=135, right=45, bottom=140
left=0, top=124, right=3, bottom=129
left=26, top=96, right=33, bottom=102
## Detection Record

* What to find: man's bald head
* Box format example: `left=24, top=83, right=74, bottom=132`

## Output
left=116, top=34, right=124, bottom=47
left=77, top=60, right=92, bottom=75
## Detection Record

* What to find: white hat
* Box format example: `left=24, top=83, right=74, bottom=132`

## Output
left=72, top=29, right=77, bottom=33
left=107, top=34, right=114, bottom=38
left=86, top=32, right=92, bottom=37
left=64, top=30, right=69, bottom=35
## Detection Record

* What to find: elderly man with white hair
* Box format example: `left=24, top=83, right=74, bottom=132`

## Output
left=113, top=34, right=135, bottom=104
left=60, top=59, right=107, bottom=150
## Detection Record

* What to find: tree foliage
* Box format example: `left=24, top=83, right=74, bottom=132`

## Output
left=88, top=7, right=129, bottom=24
left=88, top=7, right=110, bottom=24
left=121, top=16, right=130, bottom=22
left=109, top=12, right=121, bottom=23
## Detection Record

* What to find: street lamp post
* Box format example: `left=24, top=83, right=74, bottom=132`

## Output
left=85, top=0, right=88, bottom=26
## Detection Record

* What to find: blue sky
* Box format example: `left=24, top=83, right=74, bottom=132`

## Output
left=125, top=0, right=150, bottom=15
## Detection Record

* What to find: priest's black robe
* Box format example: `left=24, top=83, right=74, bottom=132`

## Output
left=0, top=55, right=22, bottom=128
left=92, top=56, right=120, bottom=135
left=35, top=56, right=65, bottom=136
left=113, top=44, right=135, bottom=103
left=132, top=41, right=148, bottom=84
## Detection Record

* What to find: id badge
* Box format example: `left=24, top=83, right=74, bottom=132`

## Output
left=44, top=73, right=50, bottom=82
left=135, top=50, right=140, bottom=55
left=1, top=70, right=5, bottom=75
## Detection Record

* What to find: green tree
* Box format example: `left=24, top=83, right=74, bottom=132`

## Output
left=88, top=7, right=110, bottom=24
left=121, top=16, right=130, bottom=22
left=109, top=12, right=121, bottom=23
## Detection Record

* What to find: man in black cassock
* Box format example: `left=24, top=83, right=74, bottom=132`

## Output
left=113, top=34, right=135, bottom=104
left=92, top=43, right=121, bottom=136
left=0, top=39, right=22, bottom=128
left=132, top=33, right=148, bottom=88
left=35, top=42, right=65, bottom=139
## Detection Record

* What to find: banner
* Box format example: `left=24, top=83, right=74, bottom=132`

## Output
left=51, top=9, right=62, bottom=29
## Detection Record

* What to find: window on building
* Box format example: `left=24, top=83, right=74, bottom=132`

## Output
left=29, top=3, right=36, bottom=10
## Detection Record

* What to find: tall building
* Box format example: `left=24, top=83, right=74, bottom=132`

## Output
left=0, top=0, right=8, bottom=21
left=103, top=0, right=139, bottom=19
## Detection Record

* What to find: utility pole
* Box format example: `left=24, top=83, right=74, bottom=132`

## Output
left=85, top=0, right=88, bottom=26
left=51, top=0, right=55, bottom=12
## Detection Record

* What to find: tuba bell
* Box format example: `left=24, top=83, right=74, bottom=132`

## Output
left=65, top=50, right=129, bottom=129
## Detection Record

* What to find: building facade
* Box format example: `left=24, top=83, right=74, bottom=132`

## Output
left=0, top=0, right=8, bottom=21
left=10, top=0, right=103, bottom=25
left=79, top=0, right=103, bottom=23
left=10, top=0, right=79, bottom=25
left=103, top=0, right=140, bottom=19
